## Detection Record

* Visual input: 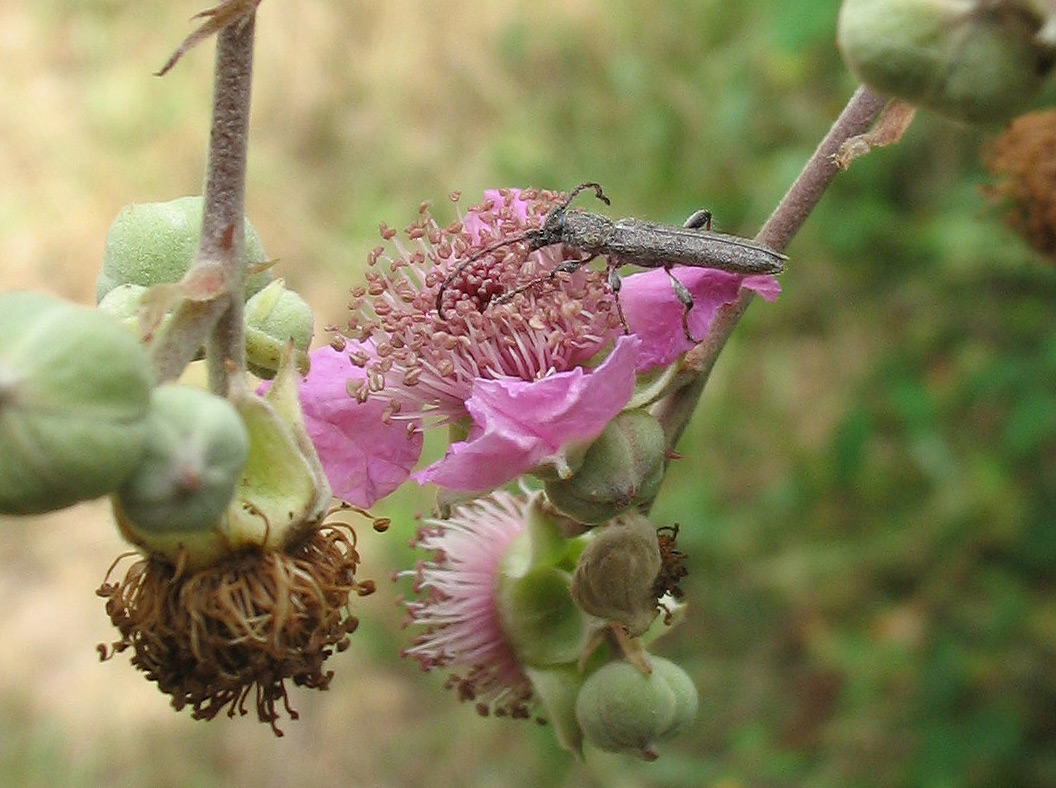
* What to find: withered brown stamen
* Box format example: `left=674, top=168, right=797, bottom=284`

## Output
left=97, top=524, right=366, bottom=736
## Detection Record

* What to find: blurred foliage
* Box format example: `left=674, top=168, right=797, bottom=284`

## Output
left=2, top=0, right=1056, bottom=786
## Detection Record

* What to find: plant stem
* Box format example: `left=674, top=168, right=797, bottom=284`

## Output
left=149, top=14, right=257, bottom=390
left=201, top=14, right=255, bottom=394
left=652, top=85, right=888, bottom=454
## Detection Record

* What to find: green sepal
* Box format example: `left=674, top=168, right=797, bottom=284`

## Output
left=524, top=664, right=587, bottom=756
left=112, top=346, right=331, bottom=569
left=221, top=344, right=332, bottom=553
left=497, top=565, right=591, bottom=667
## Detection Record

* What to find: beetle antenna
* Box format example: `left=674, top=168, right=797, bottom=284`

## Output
left=562, top=182, right=610, bottom=211
left=435, top=184, right=610, bottom=319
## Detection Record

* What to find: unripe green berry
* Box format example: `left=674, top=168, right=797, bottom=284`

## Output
left=838, top=0, right=1056, bottom=125
left=544, top=409, right=665, bottom=525
left=575, top=656, right=699, bottom=759
left=0, top=292, right=152, bottom=514
left=570, top=512, right=662, bottom=637
left=96, top=196, right=271, bottom=303
left=244, top=279, right=314, bottom=379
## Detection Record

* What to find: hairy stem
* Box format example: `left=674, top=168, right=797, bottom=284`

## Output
left=202, top=15, right=255, bottom=394
left=653, top=85, right=888, bottom=454
left=149, top=14, right=257, bottom=389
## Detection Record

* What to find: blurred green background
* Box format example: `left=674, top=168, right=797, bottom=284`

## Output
left=2, top=0, right=1055, bottom=785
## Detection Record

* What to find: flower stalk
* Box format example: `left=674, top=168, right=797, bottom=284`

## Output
left=150, top=10, right=257, bottom=392
left=651, top=85, right=888, bottom=458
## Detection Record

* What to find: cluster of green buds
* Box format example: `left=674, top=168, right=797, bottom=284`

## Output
left=96, top=197, right=313, bottom=377
left=2, top=194, right=372, bottom=734
left=3, top=197, right=317, bottom=522
left=538, top=418, right=698, bottom=759
left=477, top=355, right=708, bottom=758
left=425, top=491, right=697, bottom=761
left=405, top=397, right=698, bottom=757
left=838, top=0, right=1056, bottom=124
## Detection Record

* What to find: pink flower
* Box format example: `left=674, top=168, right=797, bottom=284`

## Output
left=327, top=189, right=631, bottom=492
left=620, top=268, right=780, bottom=371
left=297, top=188, right=780, bottom=495
left=397, top=488, right=536, bottom=718
left=278, top=344, right=423, bottom=507
left=347, top=188, right=621, bottom=421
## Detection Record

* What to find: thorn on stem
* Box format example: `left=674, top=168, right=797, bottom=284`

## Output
left=155, top=0, right=264, bottom=77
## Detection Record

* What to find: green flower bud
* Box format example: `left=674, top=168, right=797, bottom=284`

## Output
left=112, top=385, right=249, bottom=562
left=575, top=656, right=699, bottom=760
left=497, top=566, right=591, bottom=667
left=838, top=0, right=1056, bottom=124
left=96, top=196, right=271, bottom=303
left=96, top=283, right=149, bottom=335
left=525, top=664, right=587, bottom=755
left=570, top=513, right=662, bottom=637
left=112, top=346, right=331, bottom=569
left=494, top=494, right=593, bottom=666
left=0, top=292, right=152, bottom=514
left=544, top=409, right=665, bottom=525
left=244, top=279, right=313, bottom=379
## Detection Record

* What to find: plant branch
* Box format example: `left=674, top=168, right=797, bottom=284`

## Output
left=652, top=85, right=888, bottom=454
left=149, top=12, right=257, bottom=390
left=201, top=14, right=255, bottom=394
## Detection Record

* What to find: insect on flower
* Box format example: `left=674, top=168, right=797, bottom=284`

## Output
left=436, top=183, right=786, bottom=340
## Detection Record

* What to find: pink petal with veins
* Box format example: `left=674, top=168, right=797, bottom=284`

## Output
left=285, top=345, right=423, bottom=507
left=620, top=268, right=780, bottom=371
left=416, top=335, right=641, bottom=492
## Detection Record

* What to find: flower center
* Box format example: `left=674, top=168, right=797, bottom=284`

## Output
left=436, top=248, right=516, bottom=316
left=346, top=189, right=621, bottom=420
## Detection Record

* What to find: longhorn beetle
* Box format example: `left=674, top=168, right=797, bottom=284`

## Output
left=436, top=183, right=786, bottom=341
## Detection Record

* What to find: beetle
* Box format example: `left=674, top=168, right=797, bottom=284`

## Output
left=436, top=183, right=785, bottom=340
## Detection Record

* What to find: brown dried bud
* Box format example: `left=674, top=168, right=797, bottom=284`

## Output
left=570, top=512, right=662, bottom=637
left=983, top=108, right=1056, bottom=259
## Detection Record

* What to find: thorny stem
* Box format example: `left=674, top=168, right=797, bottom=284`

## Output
left=652, top=85, right=888, bottom=456
left=149, top=13, right=256, bottom=391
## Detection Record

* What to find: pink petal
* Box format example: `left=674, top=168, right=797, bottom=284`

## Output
left=742, top=274, right=781, bottom=302
left=416, top=335, right=641, bottom=492
left=282, top=345, right=423, bottom=507
left=620, top=268, right=780, bottom=371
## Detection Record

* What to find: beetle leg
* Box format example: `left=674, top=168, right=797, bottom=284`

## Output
left=607, top=263, right=629, bottom=334
left=682, top=208, right=712, bottom=231
left=665, top=266, right=699, bottom=343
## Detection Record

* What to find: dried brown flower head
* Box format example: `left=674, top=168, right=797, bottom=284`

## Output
left=653, top=524, right=688, bottom=602
left=97, top=524, right=371, bottom=736
left=983, top=109, right=1056, bottom=260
